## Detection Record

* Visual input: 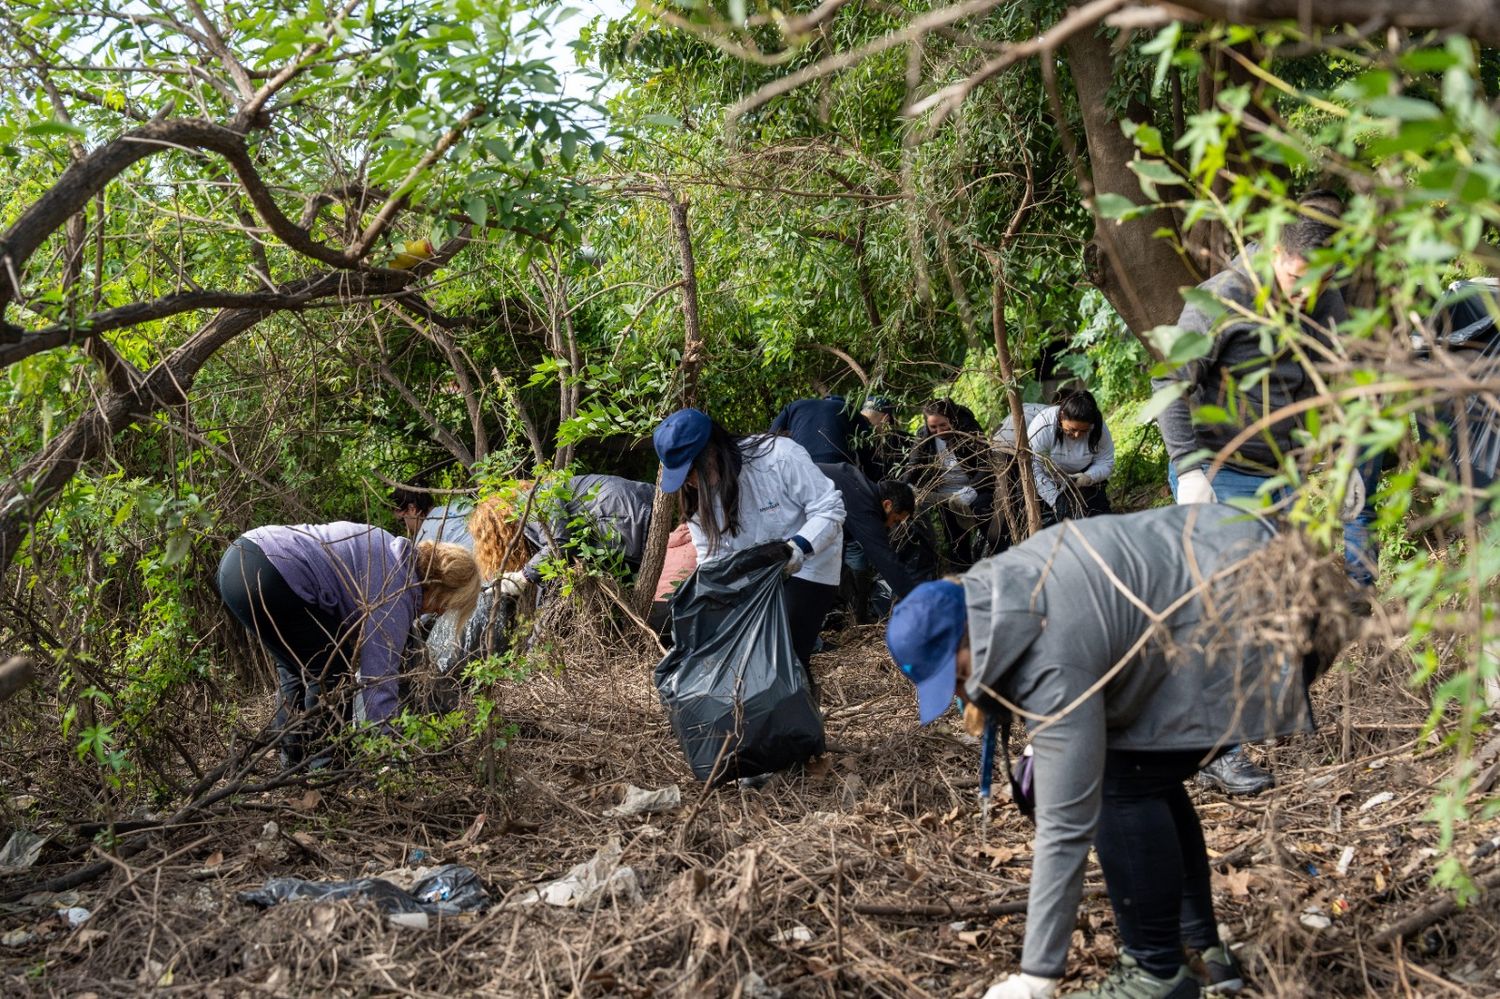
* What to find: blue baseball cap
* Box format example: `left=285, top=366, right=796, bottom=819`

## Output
left=653, top=408, right=712, bottom=494
left=886, top=580, right=968, bottom=724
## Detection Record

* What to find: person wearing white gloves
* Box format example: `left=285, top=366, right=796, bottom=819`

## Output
left=1152, top=192, right=1360, bottom=797
left=903, top=399, right=995, bottom=572
left=887, top=505, right=1353, bottom=998
left=1026, top=389, right=1114, bottom=524
left=653, top=408, right=846, bottom=691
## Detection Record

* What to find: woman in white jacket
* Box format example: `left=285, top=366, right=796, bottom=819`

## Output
left=1028, top=389, right=1114, bottom=524
left=653, top=408, right=846, bottom=688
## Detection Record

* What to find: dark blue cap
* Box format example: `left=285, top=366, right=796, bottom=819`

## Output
left=886, top=580, right=967, bottom=724
left=653, top=408, right=712, bottom=494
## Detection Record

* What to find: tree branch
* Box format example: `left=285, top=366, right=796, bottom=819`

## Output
left=1158, top=0, right=1500, bottom=49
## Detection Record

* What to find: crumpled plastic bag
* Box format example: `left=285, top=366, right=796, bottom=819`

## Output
left=0, top=830, right=47, bottom=871
left=514, top=838, right=641, bottom=909
left=603, top=785, right=681, bottom=818
left=238, top=863, right=489, bottom=915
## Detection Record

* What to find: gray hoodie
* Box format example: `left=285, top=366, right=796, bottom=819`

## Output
left=960, top=504, right=1345, bottom=977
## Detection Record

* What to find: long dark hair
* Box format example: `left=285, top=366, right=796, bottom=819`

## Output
left=921, top=398, right=981, bottom=436
left=680, top=418, right=776, bottom=554
left=1056, top=389, right=1104, bottom=452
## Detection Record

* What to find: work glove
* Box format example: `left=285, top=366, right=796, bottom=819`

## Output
left=1070, top=470, right=1095, bottom=487
left=497, top=570, right=532, bottom=599
left=1338, top=465, right=1367, bottom=523
left=783, top=538, right=809, bottom=576
left=951, top=485, right=980, bottom=510
left=1175, top=468, right=1217, bottom=505
left=982, top=973, right=1059, bottom=999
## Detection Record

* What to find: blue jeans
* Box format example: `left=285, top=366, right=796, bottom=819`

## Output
left=1168, top=462, right=1379, bottom=587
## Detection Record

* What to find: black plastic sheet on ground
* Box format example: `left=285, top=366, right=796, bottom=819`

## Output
left=653, top=541, right=825, bottom=784
left=238, top=864, right=489, bottom=915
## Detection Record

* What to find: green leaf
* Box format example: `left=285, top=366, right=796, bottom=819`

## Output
left=26, top=120, right=87, bottom=139
left=1129, top=159, right=1184, bottom=192
left=1365, top=95, right=1442, bottom=121
left=1094, top=193, right=1139, bottom=220
left=640, top=113, right=684, bottom=129
left=1137, top=381, right=1189, bottom=424
left=1148, top=324, right=1213, bottom=367
left=464, top=195, right=487, bottom=227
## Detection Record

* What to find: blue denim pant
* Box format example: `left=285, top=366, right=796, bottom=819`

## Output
left=1167, top=462, right=1379, bottom=587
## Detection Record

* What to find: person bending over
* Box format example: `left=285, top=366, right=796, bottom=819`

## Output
left=816, top=463, right=922, bottom=622
left=887, top=504, right=1350, bottom=999
left=653, top=408, right=846, bottom=693
left=1026, top=388, right=1114, bottom=524
left=218, top=522, right=479, bottom=766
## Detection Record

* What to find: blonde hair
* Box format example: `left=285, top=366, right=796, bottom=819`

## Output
left=468, top=491, right=532, bottom=580
left=414, top=541, right=481, bottom=624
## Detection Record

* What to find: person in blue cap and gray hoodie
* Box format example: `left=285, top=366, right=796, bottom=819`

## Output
left=653, top=408, right=846, bottom=691
left=885, top=504, right=1352, bottom=999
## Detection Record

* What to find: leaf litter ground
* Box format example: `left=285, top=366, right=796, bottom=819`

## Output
left=2, top=621, right=1499, bottom=997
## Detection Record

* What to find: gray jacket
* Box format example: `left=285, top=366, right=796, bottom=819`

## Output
left=522, top=474, right=656, bottom=583
left=1153, top=252, right=1348, bottom=475
left=960, top=504, right=1340, bottom=977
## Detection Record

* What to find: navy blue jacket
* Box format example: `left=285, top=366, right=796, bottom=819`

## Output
left=816, top=462, right=921, bottom=598
left=770, top=396, right=882, bottom=479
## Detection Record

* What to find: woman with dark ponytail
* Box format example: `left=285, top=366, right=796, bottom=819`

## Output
left=652, top=409, right=846, bottom=685
left=1026, top=388, right=1114, bottom=524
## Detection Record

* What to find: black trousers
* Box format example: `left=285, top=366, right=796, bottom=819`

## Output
left=1094, top=748, right=1222, bottom=977
left=217, top=538, right=354, bottom=764
left=782, top=576, right=837, bottom=698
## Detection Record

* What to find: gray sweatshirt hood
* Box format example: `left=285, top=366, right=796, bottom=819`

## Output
left=960, top=556, right=1048, bottom=705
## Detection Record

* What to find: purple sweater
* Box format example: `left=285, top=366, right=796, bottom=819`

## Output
left=244, top=522, right=419, bottom=726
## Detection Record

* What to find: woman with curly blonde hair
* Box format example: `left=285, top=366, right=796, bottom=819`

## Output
left=473, top=475, right=657, bottom=597
left=468, top=490, right=532, bottom=580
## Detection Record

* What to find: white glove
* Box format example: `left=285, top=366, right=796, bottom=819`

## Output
left=783, top=540, right=807, bottom=576
left=982, top=973, right=1060, bottom=999
left=497, top=571, right=532, bottom=598
left=952, top=485, right=980, bottom=510
left=1071, top=471, right=1095, bottom=487
left=1338, top=465, right=1367, bottom=523
left=1175, top=468, right=1217, bottom=505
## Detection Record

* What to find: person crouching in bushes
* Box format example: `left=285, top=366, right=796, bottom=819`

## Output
left=652, top=407, right=846, bottom=696
left=477, top=474, right=657, bottom=599
left=468, top=491, right=533, bottom=583
left=1027, top=388, right=1114, bottom=525
left=218, top=522, right=480, bottom=767
left=886, top=504, right=1352, bottom=999
left=904, top=399, right=996, bottom=572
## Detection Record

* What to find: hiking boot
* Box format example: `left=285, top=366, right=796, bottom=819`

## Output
left=1196, top=747, right=1274, bottom=796
left=1062, top=954, right=1201, bottom=998
left=1194, top=944, right=1245, bottom=995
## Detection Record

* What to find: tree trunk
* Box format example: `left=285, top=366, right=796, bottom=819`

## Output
left=632, top=188, right=707, bottom=618
left=1063, top=30, right=1195, bottom=342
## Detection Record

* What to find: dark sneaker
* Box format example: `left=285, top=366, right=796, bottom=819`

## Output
left=1196, top=748, right=1274, bottom=796
left=1062, top=955, right=1201, bottom=998
left=1196, top=945, right=1245, bottom=995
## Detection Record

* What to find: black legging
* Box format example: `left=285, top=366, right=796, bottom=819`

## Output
left=1094, top=748, right=1222, bottom=977
left=217, top=537, right=354, bottom=764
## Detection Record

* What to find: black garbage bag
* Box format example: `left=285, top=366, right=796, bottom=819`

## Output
left=653, top=541, right=825, bottom=783
left=238, top=863, right=490, bottom=915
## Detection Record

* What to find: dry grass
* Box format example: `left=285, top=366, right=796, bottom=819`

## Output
left=2, top=612, right=1499, bottom=997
